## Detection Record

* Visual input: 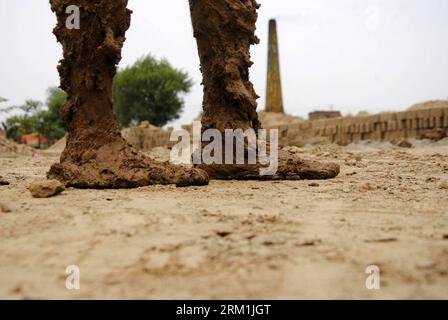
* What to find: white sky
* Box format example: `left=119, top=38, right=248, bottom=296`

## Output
left=0, top=0, right=447, bottom=127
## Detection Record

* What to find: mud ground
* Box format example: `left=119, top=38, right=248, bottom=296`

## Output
left=1, top=140, right=447, bottom=299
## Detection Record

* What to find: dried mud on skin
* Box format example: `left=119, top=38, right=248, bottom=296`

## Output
left=189, top=0, right=339, bottom=180
left=48, top=0, right=208, bottom=188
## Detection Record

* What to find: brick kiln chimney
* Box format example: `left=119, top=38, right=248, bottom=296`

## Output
left=265, top=19, right=284, bottom=114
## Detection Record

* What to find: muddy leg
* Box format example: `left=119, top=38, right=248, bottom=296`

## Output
left=48, top=0, right=208, bottom=188
left=189, top=0, right=339, bottom=180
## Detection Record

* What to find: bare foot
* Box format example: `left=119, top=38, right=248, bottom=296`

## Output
left=48, top=139, right=209, bottom=188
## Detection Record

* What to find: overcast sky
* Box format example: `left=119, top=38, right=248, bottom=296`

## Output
left=1, top=0, right=447, bottom=127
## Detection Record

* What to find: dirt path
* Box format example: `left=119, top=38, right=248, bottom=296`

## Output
left=0, top=141, right=447, bottom=299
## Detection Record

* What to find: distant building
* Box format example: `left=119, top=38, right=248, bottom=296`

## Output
left=309, top=110, right=342, bottom=121
left=21, top=134, right=49, bottom=148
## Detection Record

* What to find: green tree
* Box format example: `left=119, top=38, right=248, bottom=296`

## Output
left=4, top=100, right=43, bottom=139
left=113, top=55, right=193, bottom=127
left=39, top=87, right=66, bottom=141
left=0, top=97, right=19, bottom=140
left=3, top=89, right=67, bottom=145
left=0, top=97, right=26, bottom=115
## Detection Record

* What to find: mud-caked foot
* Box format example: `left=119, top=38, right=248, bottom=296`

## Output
left=274, top=149, right=340, bottom=180
left=196, top=149, right=339, bottom=181
left=48, top=141, right=209, bottom=188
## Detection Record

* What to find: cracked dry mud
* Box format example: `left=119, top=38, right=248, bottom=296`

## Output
left=1, top=140, right=447, bottom=299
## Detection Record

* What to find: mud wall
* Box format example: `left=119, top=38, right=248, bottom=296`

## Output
left=124, top=107, right=448, bottom=151
left=121, top=127, right=174, bottom=151
left=277, top=107, right=448, bottom=146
